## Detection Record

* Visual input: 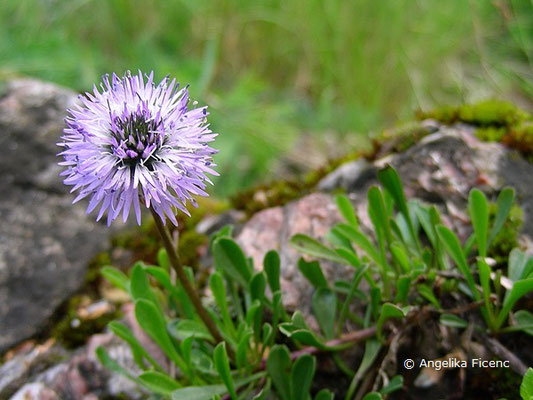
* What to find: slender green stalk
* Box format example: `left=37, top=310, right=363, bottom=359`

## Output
left=150, top=208, right=227, bottom=348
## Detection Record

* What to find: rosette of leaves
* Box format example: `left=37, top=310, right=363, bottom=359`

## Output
left=98, top=225, right=340, bottom=399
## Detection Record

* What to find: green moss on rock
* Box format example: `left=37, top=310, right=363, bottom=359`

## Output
left=419, top=99, right=533, bottom=160
left=417, top=99, right=530, bottom=127
left=475, top=126, right=507, bottom=142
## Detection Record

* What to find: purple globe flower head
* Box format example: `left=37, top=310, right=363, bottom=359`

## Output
left=58, top=70, right=218, bottom=226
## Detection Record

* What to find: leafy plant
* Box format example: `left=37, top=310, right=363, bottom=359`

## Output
left=99, top=165, right=531, bottom=398
left=522, top=368, right=533, bottom=400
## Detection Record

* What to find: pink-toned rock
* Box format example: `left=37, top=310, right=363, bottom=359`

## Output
left=238, top=193, right=350, bottom=322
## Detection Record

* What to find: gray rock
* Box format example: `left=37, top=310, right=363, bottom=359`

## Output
left=4, top=333, right=145, bottom=400
left=195, top=209, right=246, bottom=236
left=10, top=383, right=60, bottom=400
left=0, top=340, right=67, bottom=399
left=0, top=303, right=159, bottom=400
left=382, top=125, right=533, bottom=240
left=317, top=158, right=377, bottom=192
left=316, top=124, right=533, bottom=243
left=0, top=79, right=123, bottom=353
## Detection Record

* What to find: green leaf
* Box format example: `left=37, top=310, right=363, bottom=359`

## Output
left=298, top=258, right=329, bottom=289
left=346, top=339, right=381, bottom=399
left=138, top=371, right=181, bottom=396
left=291, top=311, right=310, bottom=330
left=171, top=373, right=266, bottom=400
left=96, top=346, right=136, bottom=382
left=157, top=248, right=169, bottom=271
left=378, top=166, right=409, bottom=228
left=213, top=238, right=253, bottom=288
left=440, top=314, right=468, bottom=328
left=469, top=189, right=489, bottom=257
left=236, top=330, right=253, bottom=371
left=334, top=224, right=381, bottom=266
left=190, top=348, right=216, bottom=375
left=378, top=165, right=418, bottom=250
left=264, top=250, right=281, bottom=292
left=290, top=355, right=316, bottom=400
left=437, top=225, right=479, bottom=299
left=314, top=389, right=334, bottom=400
left=250, top=272, right=267, bottom=302
left=266, top=345, right=292, bottom=400
left=129, top=269, right=150, bottom=302
left=497, top=278, right=533, bottom=327
left=214, top=342, right=237, bottom=400
left=145, top=267, right=177, bottom=295
left=130, top=263, right=159, bottom=306
left=369, top=287, right=382, bottom=321
left=380, top=375, right=403, bottom=395
left=312, top=288, right=337, bottom=339
left=279, top=324, right=327, bottom=349
left=368, top=186, right=391, bottom=245
left=109, top=321, right=164, bottom=372
left=478, top=259, right=495, bottom=328
left=395, top=276, right=411, bottom=305
left=390, top=242, right=410, bottom=273
left=327, top=226, right=354, bottom=251
left=272, top=291, right=285, bottom=328
left=253, top=379, right=271, bottom=400
left=168, top=319, right=214, bottom=342
left=392, top=212, right=415, bottom=248
left=509, top=249, right=533, bottom=283
left=101, top=266, right=129, bottom=292
left=181, top=336, right=194, bottom=372
left=415, top=207, right=436, bottom=247
left=488, top=187, right=515, bottom=247
left=520, top=368, right=533, bottom=400
left=335, top=247, right=361, bottom=268
left=245, top=299, right=262, bottom=326
left=377, top=303, right=408, bottom=341
left=134, top=299, right=187, bottom=372
left=145, top=266, right=195, bottom=319
left=262, top=322, right=274, bottom=346
left=290, top=234, right=347, bottom=264
left=172, top=385, right=227, bottom=400
left=514, top=310, right=533, bottom=336
left=362, top=393, right=383, bottom=400
left=209, top=225, right=235, bottom=250
left=336, top=194, right=358, bottom=227
left=209, top=271, right=235, bottom=337
left=338, top=266, right=368, bottom=332
left=417, top=284, right=441, bottom=309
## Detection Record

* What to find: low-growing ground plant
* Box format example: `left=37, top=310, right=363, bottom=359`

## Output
left=98, top=165, right=532, bottom=399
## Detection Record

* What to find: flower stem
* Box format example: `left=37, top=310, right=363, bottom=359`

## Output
left=150, top=208, right=227, bottom=347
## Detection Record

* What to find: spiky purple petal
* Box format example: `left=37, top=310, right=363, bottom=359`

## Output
left=58, top=70, right=218, bottom=226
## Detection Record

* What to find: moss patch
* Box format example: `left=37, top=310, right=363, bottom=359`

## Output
left=418, top=99, right=533, bottom=159
left=417, top=99, right=529, bottom=127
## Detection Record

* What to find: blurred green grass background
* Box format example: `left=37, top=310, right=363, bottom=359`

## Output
left=1, top=0, right=532, bottom=197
